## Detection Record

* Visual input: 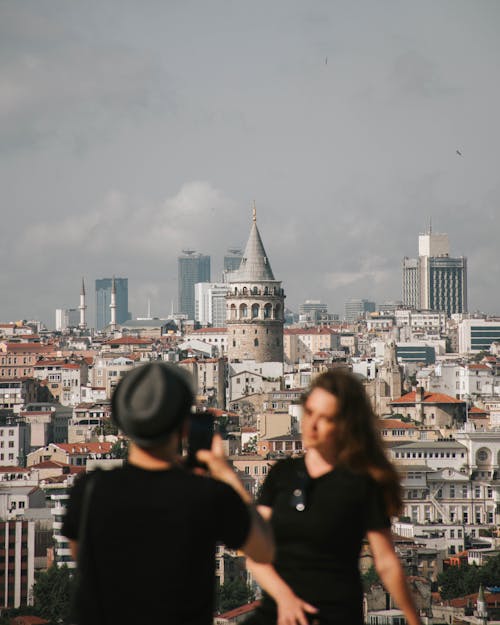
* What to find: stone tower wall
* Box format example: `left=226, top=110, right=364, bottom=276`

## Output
left=226, top=284, right=284, bottom=362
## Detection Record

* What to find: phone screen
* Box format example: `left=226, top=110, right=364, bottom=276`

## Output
left=186, top=410, right=214, bottom=468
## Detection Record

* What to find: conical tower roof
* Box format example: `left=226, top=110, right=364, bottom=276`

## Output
left=233, top=207, right=275, bottom=282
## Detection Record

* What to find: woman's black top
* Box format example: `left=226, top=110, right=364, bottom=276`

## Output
left=250, top=456, right=390, bottom=625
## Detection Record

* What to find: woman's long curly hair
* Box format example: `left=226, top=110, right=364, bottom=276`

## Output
left=302, top=368, right=402, bottom=517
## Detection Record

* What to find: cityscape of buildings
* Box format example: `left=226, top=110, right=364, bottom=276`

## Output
left=1, top=212, right=499, bottom=623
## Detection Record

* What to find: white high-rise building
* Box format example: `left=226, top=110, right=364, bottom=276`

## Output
left=55, top=308, right=79, bottom=331
left=402, top=231, right=467, bottom=316
left=195, top=282, right=228, bottom=327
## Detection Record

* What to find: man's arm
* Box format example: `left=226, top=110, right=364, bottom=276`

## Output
left=197, top=435, right=275, bottom=563
left=69, top=539, right=78, bottom=562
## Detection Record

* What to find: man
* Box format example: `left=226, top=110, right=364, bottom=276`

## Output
left=63, top=362, right=274, bottom=625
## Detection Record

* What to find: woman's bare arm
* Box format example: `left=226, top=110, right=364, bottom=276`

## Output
left=367, top=529, right=423, bottom=625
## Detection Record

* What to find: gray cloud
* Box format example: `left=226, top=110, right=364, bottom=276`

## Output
left=1, top=0, right=500, bottom=324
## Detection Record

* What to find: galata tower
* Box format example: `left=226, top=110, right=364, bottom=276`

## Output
left=226, top=207, right=285, bottom=363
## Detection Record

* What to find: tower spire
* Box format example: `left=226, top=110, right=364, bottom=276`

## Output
left=252, top=201, right=257, bottom=223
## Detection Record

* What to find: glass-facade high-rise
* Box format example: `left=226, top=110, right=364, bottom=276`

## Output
left=222, top=248, right=242, bottom=282
left=178, top=252, right=211, bottom=320
left=95, top=278, right=130, bottom=330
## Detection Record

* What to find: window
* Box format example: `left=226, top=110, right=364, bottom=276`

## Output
left=474, top=486, right=481, bottom=498
left=244, top=466, right=250, bottom=474
left=254, top=466, right=259, bottom=475
left=449, top=485, right=455, bottom=498
left=462, top=485, right=468, bottom=498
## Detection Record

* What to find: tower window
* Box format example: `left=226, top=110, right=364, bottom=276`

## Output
left=254, top=339, right=259, bottom=347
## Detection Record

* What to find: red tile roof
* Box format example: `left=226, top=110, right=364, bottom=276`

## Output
left=30, top=460, right=70, bottom=470
left=392, top=391, right=463, bottom=405
left=33, top=361, right=81, bottom=370
left=2, top=343, right=55, bottom=352
left=55, top=442, right=113, bottom=454
left=446, top=591, right=498, bottom=608
left=285, top=327, right=339, bottom=335
left=0, top=466, right=30, bottom=473
left=104, top=337, right=153, bottom=345
left=379, top=419, right=417, bottom=429
left=469, top=406, right=489, bottom=416
left=11, top=616, right=50, bottom=625
left=217, top=600, right=261, bottom=619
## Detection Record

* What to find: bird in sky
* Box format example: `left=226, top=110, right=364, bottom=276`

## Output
left=456, top=149, right=463, bottom=156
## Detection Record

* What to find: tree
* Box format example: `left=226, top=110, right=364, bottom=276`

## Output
left=437, top=555, right=500, bottom=599
left=217, top=578, right=255, bottom=613
left=362, top=565, right=381, bottom=590
left=111, top=439, right=129, bottom=459
left=32, top=564, right=73, bottom=624
left=93, top=417, right=118, bottom=437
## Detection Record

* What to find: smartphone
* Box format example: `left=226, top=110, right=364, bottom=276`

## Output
left=186, top=409, right=214, bottom=468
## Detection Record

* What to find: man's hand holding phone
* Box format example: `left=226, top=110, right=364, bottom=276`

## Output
left=196, top=434, right=252, bottom=504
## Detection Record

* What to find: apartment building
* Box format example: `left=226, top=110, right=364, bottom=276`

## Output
left=0, top=520, right=35, bottom=608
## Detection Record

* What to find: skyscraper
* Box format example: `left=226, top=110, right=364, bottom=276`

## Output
left=95, top=278, right=130, bottom=331
left=178, top=251, right=211, bottom=320
left=402, top=231, right=467, bottom=316
left=222, top=248, right=243, bottom=281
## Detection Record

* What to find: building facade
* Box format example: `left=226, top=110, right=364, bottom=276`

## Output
left=226, top=210, right=285, bottom=363
left=458, top=318, right=500, bottom=354
left=195, top=282, right=227, bottom=327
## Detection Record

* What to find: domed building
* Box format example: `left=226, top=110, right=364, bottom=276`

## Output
left=226, top=208, right=285, bottom=363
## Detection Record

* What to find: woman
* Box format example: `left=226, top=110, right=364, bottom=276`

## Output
left=245, top=369, right=422, bottom=625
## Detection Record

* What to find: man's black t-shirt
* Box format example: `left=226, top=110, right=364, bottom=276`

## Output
left=62, top=464, right=251, bottom=625
left=253, top=457, right=390, bottom=625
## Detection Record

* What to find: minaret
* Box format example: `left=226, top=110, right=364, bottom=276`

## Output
left=226, top=204, right=285, bottom=363
left=110, top=276, right=117, bottom=332
left=476, top=584, right=488, bottom=624
left=78, top=277, right=87, bottom=330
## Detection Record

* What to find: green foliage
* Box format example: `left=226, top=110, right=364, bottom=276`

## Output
left=470, top=350, right=488, bottom=363
left=216, top=416, right=229, bottom=438
left=362, top=564, right=381, bottom=590
left=33, top=563, right=73, bottom=624
left=217, top=578, right=255, bottom=613
left=93, top=418, right=118, bottom=436
left=110, top=439, right=129, bottom=458
left=438, top=554, right=500, bottom=599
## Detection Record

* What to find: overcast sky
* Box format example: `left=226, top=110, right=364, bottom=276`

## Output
left=1, top=1, right=499, bottom=327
